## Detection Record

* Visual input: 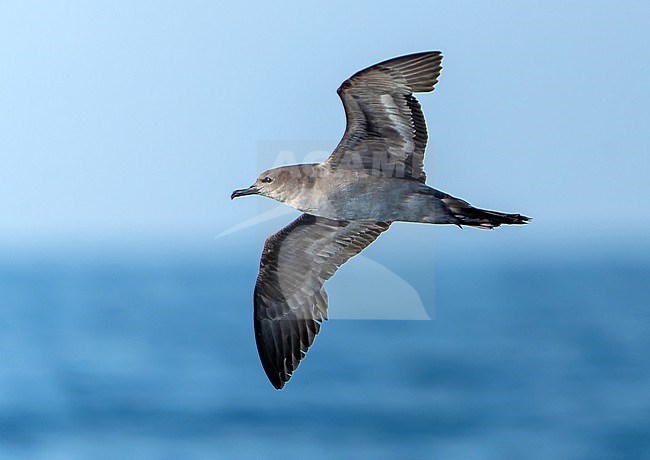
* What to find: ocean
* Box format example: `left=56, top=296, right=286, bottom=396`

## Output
left=0, top=241, right=648, bottom=459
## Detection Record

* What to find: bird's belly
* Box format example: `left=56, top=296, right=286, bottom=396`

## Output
left=303, top=181, right=416, bottom=222
left=280, top=172, right=434, bottom=222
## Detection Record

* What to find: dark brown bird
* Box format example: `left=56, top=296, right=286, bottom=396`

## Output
left=232, top=51, right=530, bottom=389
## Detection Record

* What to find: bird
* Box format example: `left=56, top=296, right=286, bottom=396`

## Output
left=231, top=51, right=530, bottom=389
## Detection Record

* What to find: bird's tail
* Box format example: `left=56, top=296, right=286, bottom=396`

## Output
left=442, top=196, right=531, bottom=229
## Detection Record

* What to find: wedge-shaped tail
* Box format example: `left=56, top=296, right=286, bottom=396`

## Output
left=441, top=195, right=531, bottom=229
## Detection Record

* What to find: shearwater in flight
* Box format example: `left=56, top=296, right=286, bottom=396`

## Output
left=231, top=51, right=530, bottom=389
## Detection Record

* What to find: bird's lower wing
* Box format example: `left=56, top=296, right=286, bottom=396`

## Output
left=253, top=214, right=390, bottom=389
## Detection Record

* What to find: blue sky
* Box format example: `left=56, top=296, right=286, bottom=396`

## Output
left=1, top=1, right=649, bottom=250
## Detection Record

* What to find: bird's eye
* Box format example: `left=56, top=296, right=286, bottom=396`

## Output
left=261, top=176, right=273, bottom=183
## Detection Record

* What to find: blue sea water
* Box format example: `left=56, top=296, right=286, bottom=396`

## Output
left=0, top=244, right=648, bottom=459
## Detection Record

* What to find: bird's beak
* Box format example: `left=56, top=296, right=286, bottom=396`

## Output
left=231, top=185, right=259, bottom=200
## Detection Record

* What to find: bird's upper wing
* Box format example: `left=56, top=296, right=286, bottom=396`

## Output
left=254, top=213, right=390, bottom=389
left=324, top=51, right=443, bottom=183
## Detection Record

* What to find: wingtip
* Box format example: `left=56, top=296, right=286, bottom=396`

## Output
left=259, top=359, right=290, bottom=390
left=403, top=50, right=443, bottom=57
left=260, top=358, right=290, bottom=390
left=339, top=50, right=445, bottom=95
left=269, top=373, right=288, bottom=390
left=258, top=367, right=285, bottom=390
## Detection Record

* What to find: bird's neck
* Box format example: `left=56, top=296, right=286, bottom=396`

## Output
left=273, top=165, right=324, bottom=212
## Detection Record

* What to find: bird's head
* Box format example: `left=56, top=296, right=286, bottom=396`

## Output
left=231, top=168, right=288, bottom=201
left=231, top=165, right=321, bottom=205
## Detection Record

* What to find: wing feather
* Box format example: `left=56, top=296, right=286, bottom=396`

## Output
left=254, top=214, right=389, bottom=389
left=325, top=51, right=443, bottom=183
